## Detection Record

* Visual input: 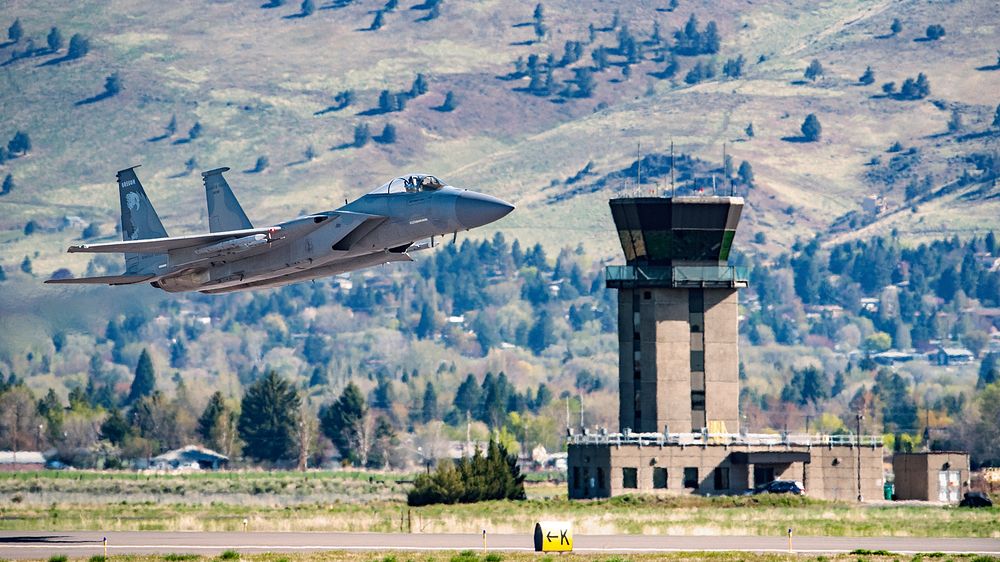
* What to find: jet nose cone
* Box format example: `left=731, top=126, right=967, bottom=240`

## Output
left=455, top=191, right=515, bottom=229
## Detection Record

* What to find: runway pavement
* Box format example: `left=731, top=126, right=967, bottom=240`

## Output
left=0, top=531, right=997, bottom=559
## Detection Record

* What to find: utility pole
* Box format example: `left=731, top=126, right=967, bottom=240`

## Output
left=856, top=413, right=864, bottom=502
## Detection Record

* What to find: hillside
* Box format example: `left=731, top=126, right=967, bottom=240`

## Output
left=0, top=0, right=998, bottom=277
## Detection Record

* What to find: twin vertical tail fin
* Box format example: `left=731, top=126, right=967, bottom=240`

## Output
left=203, top=167, right=253, bottom=232
left=117, top=166, right=168, bottom=274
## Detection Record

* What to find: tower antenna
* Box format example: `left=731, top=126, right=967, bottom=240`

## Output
left=670, top=141, right=675, bottom=198
left=636, top=142, right=642, bottom=194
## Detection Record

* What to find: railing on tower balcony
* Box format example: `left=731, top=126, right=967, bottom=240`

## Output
left=567, top=430, right=884, bottom=448
left=605, top=265, right=750, bottom=289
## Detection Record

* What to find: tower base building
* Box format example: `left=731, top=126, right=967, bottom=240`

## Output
left=567, top=196, right=886, bottom=501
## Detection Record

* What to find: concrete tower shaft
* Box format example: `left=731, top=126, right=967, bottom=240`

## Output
left=606, top=196, right=748, bottom=434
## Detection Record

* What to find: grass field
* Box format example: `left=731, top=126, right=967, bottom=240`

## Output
left=0, top=472, right=996, bottom=538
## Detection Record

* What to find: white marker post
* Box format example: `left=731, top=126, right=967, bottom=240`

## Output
left=103, top=536, right=107, bottom=558
left=482, top=529, right=487, bottom=553
left=242, top=518, right=248, bottom=532
left=787, top=528, right=793, bottom=552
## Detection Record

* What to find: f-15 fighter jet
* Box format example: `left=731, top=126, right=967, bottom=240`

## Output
left=46, top=167, right=514, bottom=294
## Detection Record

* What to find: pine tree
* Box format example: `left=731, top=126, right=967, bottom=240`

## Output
left=8, top=19, right=22, bottom=43
left=804, top=59, right=824, bottom=81
left=925, top=24, right=945, bottom=41
left=438, top=91, right=456, bottom=112
left=979, top=352, right=999, bottom=388
left=105, top=73, right=122, bottom=97
left=67, top=34, right=90, bottom=60
left=353, top=123, right=370, bottom=147
left=308, top=366, right=328, bottom=387
left=198, top=391, right=226, bottom=444
left=20, top=256, right=32, bottom=275
left=47, top=27, right=63, bottom=52
left=1, top=174, right=13, bottom=195
left=745, top=122, right=754, bottom=138
left=165, top=114, right=177, bottom=136
left=890, top=18, right=902, bottom=36
left=801, top=113, right=822, bottom=141
left=370, top=10, right=384, bottom=31
left=738, top=161, right=754, bottom=187
left=100, top=408, right=130, bottom=445
left=378, top=90, right=393, bottom=112
left=453, top=374, right=480, bottom=415
left=301, top=0, right=315, bottom=16
left=993, top=104, right=1000, bottom=128
left=421, top=381, right=438, bottom=423
left=188, top=122, right=202, bottom=140
left=377, top=123, right=397, bottom=144
left=527, top=309, right=554, bottom=354
left=128, top=348, right=156, bottom=404
left=319, top=382, right=367, bottom=464
left=947, top=108, right=962, bottom=133
left=237, top=370, right=301, bottom=462
left=411, top=74, right=428, bottom=97
left=859, top=66, right=875, bottom=85
left=252, top=155, right=269, bottom=173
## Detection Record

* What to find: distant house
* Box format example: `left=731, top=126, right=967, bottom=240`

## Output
left=862, top=195, right=887, bottom=216
left=929, top=346, right=975, bottom=366
left=0, top=451, right=46, bottom=472
left=150, top=446, right=228, bottom=471
left=873, top=350, right=917, bottom=366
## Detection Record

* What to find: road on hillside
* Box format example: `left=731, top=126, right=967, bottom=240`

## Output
left=0, top=531, right=996, bottom=559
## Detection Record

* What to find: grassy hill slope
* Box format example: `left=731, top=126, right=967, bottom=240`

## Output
left=0, top=0, right=998, bottom=279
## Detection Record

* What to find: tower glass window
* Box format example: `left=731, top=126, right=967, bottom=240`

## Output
left=623, top=467, right=638, bottom=489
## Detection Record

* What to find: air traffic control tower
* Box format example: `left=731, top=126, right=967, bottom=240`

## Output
left=606, top=196, right=747, bottom=435
left=567, top=195, right=886, bottom=501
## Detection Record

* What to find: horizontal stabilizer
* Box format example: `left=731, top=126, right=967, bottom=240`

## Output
left=67, top=227, right=279, bottom=254
left=45, top=274, right=154, bottom=285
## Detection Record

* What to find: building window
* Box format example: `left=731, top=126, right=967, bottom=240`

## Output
left=691, top=391, right=706, bottom=411
left=653, top=467, right=668, bottom=489
left=714, top=467, right=730, bottom=490
left=572, top=467, right=580, bottom=489
left=597, top=468, right=605, bottom=489
left=690, top=350, right=705, bottom=371
left=683, top=467, right=699, bottom=488
left=644, top=291, right=651, bottom=300
left=688, top=289, right=704, bottom=312
left=623, top=467, right=638, bottom=489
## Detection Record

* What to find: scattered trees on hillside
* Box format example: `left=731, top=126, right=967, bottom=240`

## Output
left=800, top=113, right=822, bottom=141
left=898, top=72, right=930, bottom=100
left=684, top=60, right=715, bottom=84
left=722, top=54, right=744, bottom=78
left=673, top=14, right=720, bottom=55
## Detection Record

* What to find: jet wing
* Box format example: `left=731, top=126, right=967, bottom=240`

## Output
left=67, top=227, right=279, bottom=254
left=45, top=274, right=154, bottom=285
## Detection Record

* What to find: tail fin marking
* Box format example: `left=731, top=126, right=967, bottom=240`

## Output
left=116, top=166, right=168, bottom=274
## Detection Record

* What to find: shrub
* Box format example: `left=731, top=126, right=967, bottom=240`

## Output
left=218, top=551, right=239, bottom=560
left=49, top=556, right=68, bottom=562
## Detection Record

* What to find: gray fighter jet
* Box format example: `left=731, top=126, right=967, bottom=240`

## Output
left=46, top=166, right=514, bottom=294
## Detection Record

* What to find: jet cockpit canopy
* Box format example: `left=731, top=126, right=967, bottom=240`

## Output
left=371, top=174, right=445, bottom=194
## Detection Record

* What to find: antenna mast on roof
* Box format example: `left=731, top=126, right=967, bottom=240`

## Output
left=636, top=142, right=642, bottom=194
left=670, top=141, right=675, bottom=198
